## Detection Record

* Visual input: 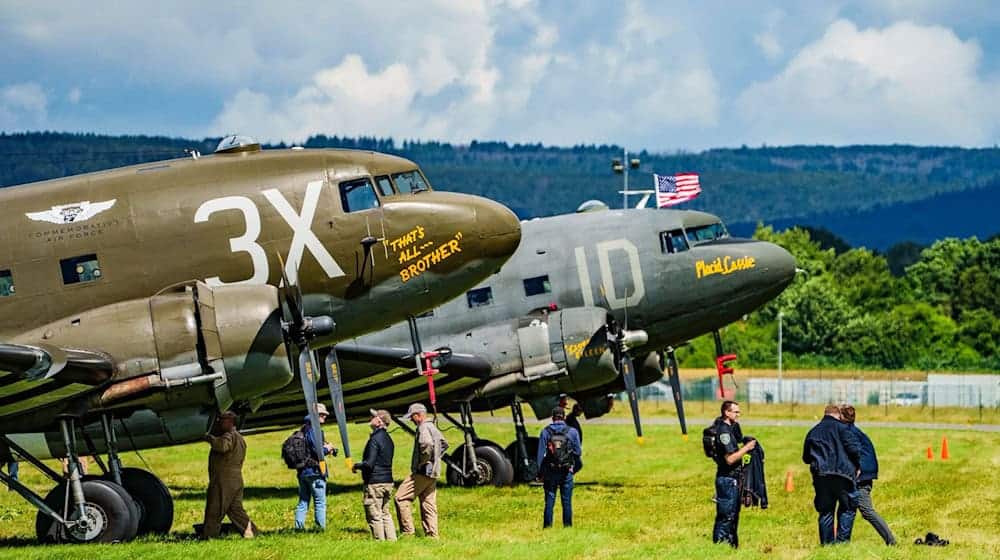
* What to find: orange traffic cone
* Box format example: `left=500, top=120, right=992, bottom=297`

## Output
left=784, top=470, right=795, bottom=492
left=926, top=446, right=934, bottom=460
left=941, top=436, right=950, bottom=460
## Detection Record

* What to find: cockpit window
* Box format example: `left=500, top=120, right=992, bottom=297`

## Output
left=660, top=230, right=689, bottom=254
left=374, top=175, right=394, bottom=196
left=339, top=178, right=380, bottom=212
left=685, top=222, right=729, bottom=245
left=392, top=170, right=429, bottom=193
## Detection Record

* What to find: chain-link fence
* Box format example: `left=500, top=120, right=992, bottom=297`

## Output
left=635, top=373, right=1000, bottom=421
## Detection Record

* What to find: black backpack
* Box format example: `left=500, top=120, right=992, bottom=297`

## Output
left=702, top=419, right=721, bottom=459
left=281, top=430, right=314, bottom=470
left=545, top=427, right=574, bottom=471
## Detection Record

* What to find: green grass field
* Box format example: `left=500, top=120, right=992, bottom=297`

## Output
left=1, top=418, right=998, bottom=560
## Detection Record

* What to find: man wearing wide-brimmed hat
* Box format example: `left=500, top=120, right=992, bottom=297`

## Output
left=352, top=408, right=396, bottom=540
left=395, top=403, right=448, bottom=537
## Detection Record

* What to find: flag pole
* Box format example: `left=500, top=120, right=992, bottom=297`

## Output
left=622, top=148, right=629, bottom=210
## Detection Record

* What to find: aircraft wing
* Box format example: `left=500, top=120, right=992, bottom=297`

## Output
left=0, top=343, right=115, bottom=421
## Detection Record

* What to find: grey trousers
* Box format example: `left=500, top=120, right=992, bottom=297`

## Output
left=857, top=482, right=896, bottom=545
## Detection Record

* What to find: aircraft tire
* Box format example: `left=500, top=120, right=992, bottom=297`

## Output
left=35, top=480, right=135, bottom=544
left=446, top=444, right=514, bottom=487
left=504, top=437, right=540, bottom=483
left=115, top=468, right=174, bottom=536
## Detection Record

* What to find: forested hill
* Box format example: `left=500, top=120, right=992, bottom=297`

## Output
left=2, top=132, right=999, bottom=250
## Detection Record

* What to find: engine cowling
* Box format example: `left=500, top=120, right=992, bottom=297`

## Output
left=466, top=306, right=620, bottom=399
left=21, top=281, right=292, bottom=415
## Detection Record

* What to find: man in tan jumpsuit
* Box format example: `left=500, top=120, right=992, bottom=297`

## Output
left=202, top=411, right=256, bottom=539
left=395, top=403, right=448, bottom=538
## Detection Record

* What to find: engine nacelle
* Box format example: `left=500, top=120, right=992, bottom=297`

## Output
left=20, top=282, right=292, bottom=415
left=467, top=307, right=619, bottom=399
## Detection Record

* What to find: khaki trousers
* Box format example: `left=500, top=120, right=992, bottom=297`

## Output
left=203, top=477, right=254, bottom=538
left=363, top=482, right=397, bottom=540
left=394, top=473, right=438, bottom=537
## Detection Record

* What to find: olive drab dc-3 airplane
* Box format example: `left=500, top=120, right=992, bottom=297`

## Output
left=240, top=200, right=797, bottom=486
left=0, top=136, right=521, bottom=544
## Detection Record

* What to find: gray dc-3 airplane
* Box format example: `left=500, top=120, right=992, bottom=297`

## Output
left=0, top=137, right=521, bottom=543
left=238, top=200, right=797, bottom=486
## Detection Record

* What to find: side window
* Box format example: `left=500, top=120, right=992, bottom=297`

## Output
left=391, top=170, right=429, bottom=193
left=374, top=175, right=394, bottom=196
left=660, top=230, right=689, bottom=254
left=61, top=254, right=102, bottom=284
left=466, top=287, right=493, bottom=308
left=523, top=275, right=551, bottom=296
left=0, top=269, right=14, bottom=296
left=339, top=178, right=380, bottom=213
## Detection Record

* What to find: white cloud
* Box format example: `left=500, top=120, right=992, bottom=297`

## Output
left=736, top=19, right=1000, bottom=146
left=0, top=82, right=48, bottom=129
left=67, top=87, right=82, bottom=104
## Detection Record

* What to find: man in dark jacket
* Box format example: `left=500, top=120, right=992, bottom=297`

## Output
left=536, top=406, right=582, bottom=528
left=711, top=400, right=757, bottom=547
left=802, top=404, right=862, bottom=545
left=352, top=409, right=396, bottom=540
left=839, top=405, right=896, bottom=545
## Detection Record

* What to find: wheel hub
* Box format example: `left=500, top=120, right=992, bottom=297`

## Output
left=67, top=503, right=108, bottom=542
left=470, top=458, right=493, bottom=485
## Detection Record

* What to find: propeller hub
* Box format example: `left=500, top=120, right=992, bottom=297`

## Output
left=304, top=316, right=336, bottom=339
left=620, top=329, right=649, bottom=350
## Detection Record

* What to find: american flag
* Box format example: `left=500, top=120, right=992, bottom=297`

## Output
left=654, top=173, right=701, bottom=208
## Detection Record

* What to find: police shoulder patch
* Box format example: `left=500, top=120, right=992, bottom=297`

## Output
left=719, top=433, right=731, bottom=445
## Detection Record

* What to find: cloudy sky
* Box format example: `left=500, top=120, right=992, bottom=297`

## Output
left=1, top=0, right=998, bottom=150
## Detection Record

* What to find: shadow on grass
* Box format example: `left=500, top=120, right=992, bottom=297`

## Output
left=171, top=481, right=365, bottom=501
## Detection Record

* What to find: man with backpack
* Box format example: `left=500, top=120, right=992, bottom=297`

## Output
left=282, top=403, right=336, bottom=531
left=706, top=400, right=756, bottom=548
left=536, top=406, right=582, bottom=529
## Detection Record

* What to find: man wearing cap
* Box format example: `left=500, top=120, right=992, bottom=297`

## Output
left=202, top=411, right=256, bottom=539
left=294, top=403, right=336, bottom=531
left=352, top=409, right=396, bottom=540
left=395, top=403, right=448, bottom=538
left=536, top=406, right=581, bottom=528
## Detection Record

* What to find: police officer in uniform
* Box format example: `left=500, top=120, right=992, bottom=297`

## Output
left=712, top=400, right=756, bottom=547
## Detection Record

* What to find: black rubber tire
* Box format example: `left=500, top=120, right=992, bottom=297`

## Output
left=111, top=468, right=174, bottom=536
left=94, top=479, right=140, bottom=541
left=35, top=479, right=134, bottom=544
left=504, top=436, right=540, bottom=483
left=446, top=444, right=514, bottom=487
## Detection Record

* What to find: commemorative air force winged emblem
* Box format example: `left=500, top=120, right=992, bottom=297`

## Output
left=25, top=199, right=117, bottom=224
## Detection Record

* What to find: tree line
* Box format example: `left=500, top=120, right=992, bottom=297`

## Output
left=676, top=228, right=1000, bottom=372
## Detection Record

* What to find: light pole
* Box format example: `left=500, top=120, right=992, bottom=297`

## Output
left=612, top=149, right=641, bottom=209
left=777, top=311, right=783, bottom=404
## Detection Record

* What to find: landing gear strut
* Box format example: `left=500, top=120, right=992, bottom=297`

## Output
left=442, top=402, right=514, bottom=487
left=0, top=413, right=174, bottom=543
left=503, top=400, right=539, bottom=483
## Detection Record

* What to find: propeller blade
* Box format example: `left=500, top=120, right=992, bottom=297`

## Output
left=621, top=353, right=643, bottom=444
left=323, top=350, right=353, bottom=469
left=665, top=349, right=688, bottom=439
left=297, top=349, right=327, bottom=476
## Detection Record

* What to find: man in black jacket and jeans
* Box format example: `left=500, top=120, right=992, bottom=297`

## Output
left=352, top=409, right=396, bottom=540
left=802, top=404, right=862, bottom=545
left=839, top=405, right=896, bottom=545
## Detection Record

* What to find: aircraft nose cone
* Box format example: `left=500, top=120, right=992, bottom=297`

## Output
left=474, top=197, right=522, bottom=259
left=757, top=242, right=797, bottom=291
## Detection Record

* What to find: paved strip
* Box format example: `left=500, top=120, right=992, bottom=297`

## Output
left=473, top=415, right=1000, bottom=433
